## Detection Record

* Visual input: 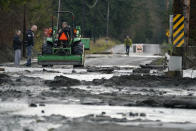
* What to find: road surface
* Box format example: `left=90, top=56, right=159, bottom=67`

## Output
left=0, top=45, right=196, bottom=131
left=86, top=44, right=161, bottom=66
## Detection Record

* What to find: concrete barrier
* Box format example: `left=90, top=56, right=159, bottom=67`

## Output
left=132, top=44, right=161, bottom=55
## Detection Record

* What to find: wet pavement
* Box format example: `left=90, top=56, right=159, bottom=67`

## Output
left=0, top=45, right=196, bottom=131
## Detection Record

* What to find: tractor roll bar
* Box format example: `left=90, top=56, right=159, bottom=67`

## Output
left=56, top=11, right=75, bottom=31
left=55, top=11, right=75, bottom=39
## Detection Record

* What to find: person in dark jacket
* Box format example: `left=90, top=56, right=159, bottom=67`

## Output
left=13, top=30, right=22, bottom=66
left=25, top=25, right=37, bottom=67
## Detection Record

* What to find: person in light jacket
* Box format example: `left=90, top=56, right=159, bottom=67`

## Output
left=124, top=35, right=133, bottom=56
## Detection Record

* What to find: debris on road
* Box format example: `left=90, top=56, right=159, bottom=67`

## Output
left=91, top=74, right=196, bottom=87
left=29, top=103, right=37, bottom=107
left=0, top=73, right=11, bottom=85
left=45, top=75, right=81, bottom=87
left=87, top=66, right=115, bottom=74
left=0, top=68, right=5, bottom=71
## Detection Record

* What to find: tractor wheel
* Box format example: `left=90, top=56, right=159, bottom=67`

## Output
left=42, top=43, right=52, bottom=55
left=72, top=42, right=83, bottom=55
left=42, top=65, right=53, bottom=68
left=42, top=65, right=48, bottom=68
left=73, top=44, right=85, bottom=68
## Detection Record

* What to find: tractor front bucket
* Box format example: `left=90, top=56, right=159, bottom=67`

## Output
left=38, top=55, right=83, bottom=66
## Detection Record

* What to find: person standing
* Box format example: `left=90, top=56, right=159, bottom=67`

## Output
left=13, top=30, right=22, bottom=67
left=25, top=25, right=37, bottom=67
left=124, top=35, right=133, bottom=56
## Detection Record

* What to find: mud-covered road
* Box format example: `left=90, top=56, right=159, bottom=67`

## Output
left=0, top=45, right=196, bottom=131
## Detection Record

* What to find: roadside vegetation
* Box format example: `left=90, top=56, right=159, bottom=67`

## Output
left=161, top=42, right=173, bottom=55
left=86, top=38, right=120, bottom=54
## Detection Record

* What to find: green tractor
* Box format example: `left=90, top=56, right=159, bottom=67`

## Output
left=38, top=11, right=90, bottom=67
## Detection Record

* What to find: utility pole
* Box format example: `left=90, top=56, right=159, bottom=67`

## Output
left=22, top=3, right=26, bottom=58
left=106, top=0, right=110, bottom=39
left=169, top=0, right=191, bottom=77
left=183, top=0, right=191, bottom=68
left=184, top=0, right=190, bottom=49
left=57, top=0, right=61, bottom=31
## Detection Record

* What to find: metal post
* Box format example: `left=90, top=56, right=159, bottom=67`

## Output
left=169, top=15, right=173, bottom=45
left=57, top=0, right=61, bottom=31
left=22, top=3, right=26, bottom=58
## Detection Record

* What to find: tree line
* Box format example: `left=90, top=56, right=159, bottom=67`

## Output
left=0, top=0, right=172, bottom=60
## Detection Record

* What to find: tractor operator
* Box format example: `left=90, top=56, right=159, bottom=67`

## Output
left=58, top=22, right=71, bottom=43
left=124, top=35, right=132, bottom=56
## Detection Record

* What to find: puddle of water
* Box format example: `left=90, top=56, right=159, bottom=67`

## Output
left=71, top=85, right=196, bottom=97
left=183, top=69, right=196, bottom=78
left=26, top=73, right=114, bottom=81
left=1, top=66, right=86, bottom=74
left=19, top=118, right=61, bottom=131
left=63, top=74, right=113, bottom=81
left=1, top=102, right=196, bottom=124
left=2, top=66, right=113, bottom=81
left=2, top=67, right=102, bottom=81
left=129, top=54, right=163, bottom=58
left=91, top=65, right=138, bottom=69
left=113, top=70, right=133, bottom=75
left=72, top=85, right=119, bottom=94
left=126, top=88, right=196, bottom=97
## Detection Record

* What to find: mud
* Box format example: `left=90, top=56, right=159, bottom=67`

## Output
left=133, top=68, right=151, bottom=74
left=45, top=75, right=81, bottom=87
left=14, top=75, right=44, bottom=86
left=1, top=72, right=196, bottom=110
left=0, top=90, right=26, bottom=99
left=0, top=114, right=193, bottom=131
left=0, top=73, right=11, bottom=85
left=42, top=68, right=60, bottom=73
left=91, top=74, right=196, bottom=88
left=41, top=87, right=91, bottom=98
left=1, top=45, right=196, bottom=131
left=87, top=66, right=116, bottom=74
left=0, top=68, right=4, bottom=71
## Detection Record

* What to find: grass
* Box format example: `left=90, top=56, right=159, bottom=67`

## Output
left=161, top=42, right=173, bottom=55
left=151, top=58, right=166, bottom=65
left=86, top=38, right=120, bottom=54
